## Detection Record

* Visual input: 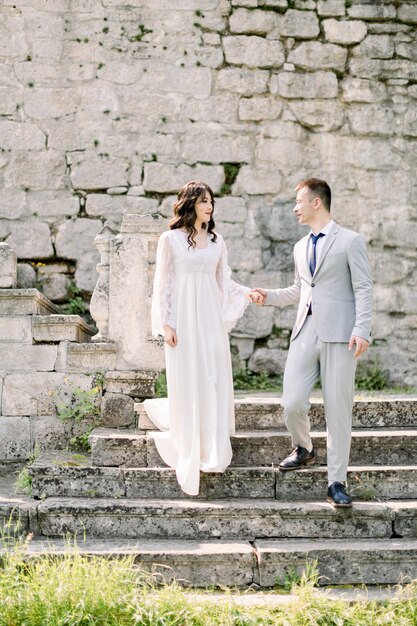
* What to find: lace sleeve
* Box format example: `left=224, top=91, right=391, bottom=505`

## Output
left=151, top=232, right=176, bottom=337
left=216, top=236, right=251, bottom=332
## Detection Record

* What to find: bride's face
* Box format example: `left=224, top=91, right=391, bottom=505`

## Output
left=194, top=192, right=213, bottom=226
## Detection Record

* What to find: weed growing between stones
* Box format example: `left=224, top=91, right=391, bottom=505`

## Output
left=14, top=446, right=40, bottom=496
left=355, top=359, right=390, bottom=391
left=1, top=538, right=417, bottom=625
left=155, top=370, right=168, bottom=397
left=63, top=281, right=86, bottom=315
left=221, top=163, right=241, bottom=195
left=51, top=374, right=104, bottom=452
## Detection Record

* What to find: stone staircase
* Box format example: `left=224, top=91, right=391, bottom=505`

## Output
left=23, top=395, right=417, bottom=587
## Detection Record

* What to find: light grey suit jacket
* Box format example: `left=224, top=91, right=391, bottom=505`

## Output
left=265, top=222, right=372, bottom=343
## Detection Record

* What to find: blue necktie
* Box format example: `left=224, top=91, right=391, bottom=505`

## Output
left=309, top=232, right=325, bottom=276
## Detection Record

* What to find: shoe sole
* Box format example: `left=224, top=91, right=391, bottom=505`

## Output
left=327, top=497, right=352, bottom=508
left=278, top=457, right=316, bottom=472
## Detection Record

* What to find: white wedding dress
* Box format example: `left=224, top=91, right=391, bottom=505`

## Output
left=143, top=229, right=250, bottom=495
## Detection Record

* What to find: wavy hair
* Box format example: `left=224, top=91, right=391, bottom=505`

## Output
left=170, top=180, right=217, bottom=248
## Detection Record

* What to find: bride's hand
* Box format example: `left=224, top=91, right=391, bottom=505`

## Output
left=163, top=325, right=177, bottom=347
left=248, top=288, right=266, bottom=305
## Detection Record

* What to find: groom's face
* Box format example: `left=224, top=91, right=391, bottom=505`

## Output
left=294, top=186, right=316, bottom=226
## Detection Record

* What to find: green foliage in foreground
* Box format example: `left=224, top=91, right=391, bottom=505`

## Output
left=1, top=535, right=417, bottom=626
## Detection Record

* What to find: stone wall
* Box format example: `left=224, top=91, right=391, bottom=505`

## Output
left=0, top=0, right=416, bottom=385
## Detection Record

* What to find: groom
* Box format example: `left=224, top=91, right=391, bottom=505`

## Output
left=250, top=178, right=372, bottom=507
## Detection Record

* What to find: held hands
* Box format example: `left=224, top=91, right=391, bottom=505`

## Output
left=349, top=335, right=369, bottom=359
left=248, top=288, right=267, bottom=305
left=163, top=325, right=177, bottom=348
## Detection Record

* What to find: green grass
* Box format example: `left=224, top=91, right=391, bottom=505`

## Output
left=1, top=538, right=417, bottom=625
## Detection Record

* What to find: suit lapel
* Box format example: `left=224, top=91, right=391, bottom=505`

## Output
left=314, top=222, right=339, bottom=276
left=298, top=234, right=311, bottom=278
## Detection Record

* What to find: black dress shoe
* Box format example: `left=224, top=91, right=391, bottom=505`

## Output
left=279, top=446, right=315, bottom=471
left=327, top=482, right=352, bottom=508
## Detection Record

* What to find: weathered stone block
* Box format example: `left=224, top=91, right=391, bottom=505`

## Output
left=341, top=77, right=387, bottom=102
left=238, top=97, right=282, bottom=121
left=212, top=198, right=246, bottom=224
left=0, top=289, right=57, bottom=316
left=24, top=88, right=79, bottom=119
left=30, top=452, right=125, bottom=499
left=89, top=428, right=147, bottom=467
left=105, top=371, right=158, bottom=398
left=86, top=195, right=159, bottom=218
left=31, top=414, right=94, bottom=452
left=28, top=191, right=79, bottom=217
left=229, top=8, right=282, bottom=34
left=0, top=344, right=57, bottom=373
left=232, top=304, right=274, bottom=339
left=143, top=163, right=225, bottom=194
left=282, top=9, right=319, bottom=39
left=70, top=157, right=129, bottom=190
left=0, top=120, right=45, bottom=150
left=353, top=34, right=395, bottom=59
left=216, top=68, right=269, bottom=94
left=38, top=273, right=71, bottom=302
left=0, top=14, right=28, bottom=58
left=323, top=18, right=367, bottom=44
left=248, top=347, right=287, bottom=374
left=0, top=316, right=32, bottom=344
left=317, top=0, right=345, bottom=17
left=16, top=264, right=37, bottom=289
left=100, top=393, right=135, bottom=428
left=398, top=4, right=417, bottom=24
left=226, top=237, right=264, bottom=273
left=348, top=104, right=395, bottom=136
left=223, top=36, right=285, bottom=69
left=32, top=315, right=95, bottom=343
left=289, top=101, right=345, bottom=131
left=6, top=222, right=53, bottom=259
left=288, top=42, right=348, bottom=72
left=59, top=342, right=117, bottom=372
left=181, top=131, right=253, bottom=164
left=0, top=416, right=30, bottom=461
left=0, top=242, right=17, bottom=288
left=273, top=71, right=338, bottom=99
left=4, top=150, right=66, bottom=191
left=2, top=372, right=98, bottom=417
left=183, top=96, right=237, bottom=124
left=348, top=4, right=396, bottom=21
left=233, top=166, right=282, bottom=195
left=0, top=189, right=28, bottom=220
left=55, top=218, right=100, bottom=291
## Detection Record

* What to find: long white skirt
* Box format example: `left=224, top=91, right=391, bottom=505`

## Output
left=144, top=270, right=235, bottom=496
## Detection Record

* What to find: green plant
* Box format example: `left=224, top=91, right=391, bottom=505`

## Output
left=129, top=24, right=152, bottom=42
left=155, top=371, right=167, bottom=397
left=69, top=427, right=95, bottom=452
left=355, top=359, right=390, bottom=391
left=14, top=447, right=40, bottom=496
left=233, top=368, right=282, bottom=392
left=63, top=282, right=86, bottom=315
left=221, top=163, right=241, bottom=195
left=53, top=375, right=103, bottom=422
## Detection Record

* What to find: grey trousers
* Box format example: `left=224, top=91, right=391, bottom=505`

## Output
left=281, top=316, right=357, bottom=484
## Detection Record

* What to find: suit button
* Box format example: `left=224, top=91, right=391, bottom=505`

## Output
left=311, top=283, right=315, bottom=287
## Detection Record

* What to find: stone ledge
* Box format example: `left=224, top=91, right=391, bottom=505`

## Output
left=35, top=497, right=393, bottom=540
left=0, top=289, right=58, bottom=315
left=56, top=341, right=117, bottom=372
left=32, top=315, right=95, bottom=343
left=106, top=370, right=158, bottom=398
left=255, top=537, right=417, bottom=586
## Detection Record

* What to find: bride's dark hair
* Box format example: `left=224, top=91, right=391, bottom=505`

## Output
left=170, top=180, right=217, bottom=248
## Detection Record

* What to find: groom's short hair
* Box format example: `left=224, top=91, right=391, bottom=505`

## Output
left=296, top=178, right=331, bottom=212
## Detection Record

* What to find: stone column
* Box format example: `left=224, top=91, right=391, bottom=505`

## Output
left=0, top=243, right=17, bottom=289
left=107, top=213, right=165, bottom=371
left=90, top=225, right=117, bottom=341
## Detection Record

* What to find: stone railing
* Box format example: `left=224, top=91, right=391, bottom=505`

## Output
left=90, top=213, right=165, bottom=372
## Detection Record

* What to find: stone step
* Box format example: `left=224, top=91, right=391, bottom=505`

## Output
left=36, top=497, right=397, bottom=540
left=0, top=289, right=58, bottom=315
left=7, top=536, right=417, bottom=588
left=56, top=341, right=117, bottom=372
left=136, top=396, right=417, bottom=431
left=29, top=451, right=417, bottom=502
left=89, top=427, right=417, bottom=468
left=32, top=315, right=95, bottom=343
left=0, top=343, right=58, bottom=373
left=20, top=536, right=417, bottom=587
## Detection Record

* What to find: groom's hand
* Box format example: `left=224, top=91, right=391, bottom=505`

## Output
left=249, top=288, right=266, bottom=305
left=349, top=335, right=369, bottom=359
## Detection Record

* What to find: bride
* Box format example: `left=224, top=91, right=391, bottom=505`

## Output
left=143, top=180, right=252, bottom=496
